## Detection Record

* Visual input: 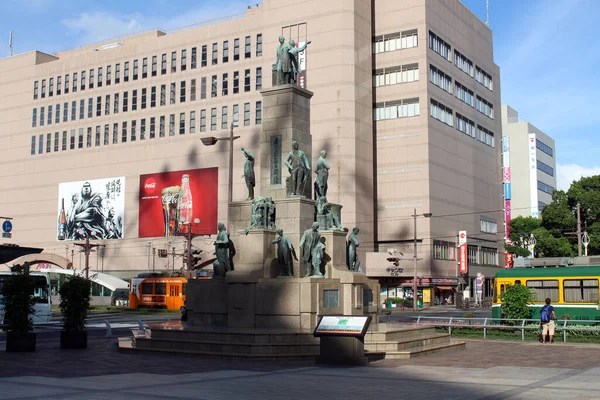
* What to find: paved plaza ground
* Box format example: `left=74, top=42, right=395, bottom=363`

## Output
left=1, top=336, right=600, bottom=399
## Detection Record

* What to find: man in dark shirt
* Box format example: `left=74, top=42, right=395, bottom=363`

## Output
left=541, top=297, right=557, bottom=343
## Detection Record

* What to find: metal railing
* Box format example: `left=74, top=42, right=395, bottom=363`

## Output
left=411, top=316, right=600, bottom=343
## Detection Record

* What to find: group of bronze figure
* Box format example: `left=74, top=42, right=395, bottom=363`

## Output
left=210, top=36, right=361, bottom=279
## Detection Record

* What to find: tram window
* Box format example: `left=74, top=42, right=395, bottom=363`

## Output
left=182, top=283, right=187, bottom=296
left=141, top=283, right=153, bottom=294
left=500, top=284, right=505, bottom=297
left=170, top=285, right=179, bottom=296
left=155, top=283, right=167, bottom=295
left=526, top=280, right=559, bottom=302
left=564, top=279, right=599, bottom=303
left=515, top=280, right=521, bottom=285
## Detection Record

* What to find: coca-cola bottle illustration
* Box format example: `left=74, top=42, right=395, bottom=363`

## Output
left=58, top=198, right=67, bottom=240
left=178, top=174, right=193, bottom=234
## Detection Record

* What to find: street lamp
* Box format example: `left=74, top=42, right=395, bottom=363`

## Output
left=200, top=115, right=240, bottom=204
left=412, top=208, right=432, bottom=311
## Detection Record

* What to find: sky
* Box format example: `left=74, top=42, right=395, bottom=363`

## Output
left=1, top=0, right=598, bottom=191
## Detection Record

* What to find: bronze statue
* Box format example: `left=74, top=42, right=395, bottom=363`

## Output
left=316, top=196, right=340, bottom=230
left=273, top=36, right=311, bottom=86
left=299, top=222, right=320, bottom=277
left=314, top=150, right=330, bottom=200
left=284, top=140, right=310, bottom=196
left=245, top=196, right=276, bottom=234
left=241, top=147, right=255, bottom=200
left=272, top=229, right=297, bottom=277
left=346, top=227, right=362, bottom=272
left=212, top=223, right=231, bottom=278
left=311, top=237, right=326, bottom=277
left=288, top=39, right=311, bottom=85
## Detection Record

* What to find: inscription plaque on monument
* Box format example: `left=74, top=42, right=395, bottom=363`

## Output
left=270, top=135, right=282, bottom=184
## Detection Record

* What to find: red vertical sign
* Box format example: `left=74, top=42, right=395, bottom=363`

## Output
left=458, top=231, right=468, bottom=274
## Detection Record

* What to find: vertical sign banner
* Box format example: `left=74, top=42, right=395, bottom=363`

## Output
left=458, top=231, right=468, bottom=274
left=296, top=41, right=307, bottom=89
left=528, top=133, right=539, bottom=218
left=505, top=200, right=512, bottom=237
left=138, top=167, right=218, bottom=238
left=270, top=135, right=282, bottom=185
left=58, top=176, right=125, bottom=240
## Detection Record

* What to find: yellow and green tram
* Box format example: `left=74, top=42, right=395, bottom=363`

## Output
left=492, top=266, right=600, bottom=320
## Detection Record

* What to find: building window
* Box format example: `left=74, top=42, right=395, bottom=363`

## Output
left=374, top=63, right=419, bottom=87
left=244, top=36, right=251, bottom=58
left=244, top=69, right=251, bottom=92
left=536, top=139, right=553, bottom=157
left=79, top=100, right=84, bottom=119
left=41, top=79, right=46, bottom=98
left=142, top=57, right=148, bottom=78
left=201, top=45, right=207, bottom=67
left=210, top=107, right=217, bottom=131
left=256, top=67, right=262, bottom=90
left=190, top=111, right=196, bottom=133
left=86, top=127, right=92, bottom=147
left=97, top=67, right=103, bottom=87
left=33, top=81, right=39, bottom=100
left=537, top=160, right=554, bottom=177
left=160, top=116, right=165, bottom=137
left=71, top=101, right=76, bottom=121
left=114, top=93, right=119, bottom=114
left=212, top=43, right=218, bottom=65
left=374, top=98, right=420, bottom=121
left=222, top=73, right=228, bottom=96
left=96, top=96, right=102, bottom=117
left=160, top=84, right=166, bottom=106
left=81, top=71, right=87, bottom=90
left=244, top=102, right=250, bottom=126
left=429, top=98, right=453, bottom=126
left=132, top=90, right=138, bottom=111
left=151, top=86, right=157, bottom=107
left=55, top=103, right=60, bottom=124
left=455, top=113, right=475, bottom=138
left=180, top=81, right=186, bottom=103
left=433, top=240, right=456, bottom=260
left=86, top=98, right=93, bottom=118
left=538, top=181, right=554, bottom=195
left=538, top=201, right=547, bottom=210
left=39, top=133, right=44, bottom=153
left=124, top=62, right=130, bottom=82
left=72, top=73, right=78, bottom=92
left=131, top=120, right=137, bottom=141
left=221, top=106, right=228, bottom=129
left=161, top=53, right=167, bottom=75
left=564, top=279, right=599, bottom=303
left=170, top=83, right=176, bottom=104
left=190, top=79, right=197, bottom=101
left=191, top=47, right=197, bottom=69
left=56, top=76, right=61, bottom=95
left=71, top=129, right=76, bottom=149
left=63, top=102, right=68, bottom=121
left=169, top=114, right=175, bottom=136
left=32, top=108, right=37, bottom=128
left=95, top=125, right=101, bottom=146
left=373, top=29, right=418, bottom=54
left=115, top=64, right=120, bottom=84
left=50, top=133, right=56, bottom=153
left=476, top=95, right=494, bottom=119
left=454, top=49, right=474, bottom=77
left=211, top=75, right=217, bottom=97
left=112, top=123, right=118, bottom=144
left=256, top=33, right=262, bottom=56
left=106, top=65, right=111, bottom=85
left=475, top=66, right=493, bottom=91
left=104, top=124, right=109, bottom=145
left=477, top=125, right=495, bottom=147
left=89, top=69, right=94, bottom=89
left=150, top=117, right=156, bottom=139
left=64, top=75, right=70, bottom=94
left=454, top=81, right=474, bottom=107
left=233, top=38, right=240, bottom=61
left=152, top=56, right=157, bottom=77
left=480, top=218, right=497, bottom=234
left=49, top=77, right=54, bottom=97
left=429, top=31, right=451, bottom=61
left=200, top=77, right=207, bottom=99
left=223, top=40, right=229, bottom=63
left=141, top=88, right=147, bottom=109
left=62, top=130, right=67, bottom=150
left=40, top=106, right=45, bottom=126
left=45, top=133, right=51, bottom=153
left=179, top=112, right=185, bottom=134
left=46, top=105, right=52, bottom=125
left=123, top=91, right=128, bottom=112
left=181, top=50, right=187, bottom=71
left=121, top=121, right=127, bottom=143
left=480, top=247, right=498, bottom=266
left=429, top=66, right=453, bottom=96
left=140, top=118, right=146, bottom=140
left=200, top=109, right=206, bottom=132
left=233, top=104, right=239, bottom=125
left=467, top=245, right=478, bottom=265
left=171, top=51, right=177, bottom=73
left=255, top=101, right=262, bottom=124
left=233, top=71, right=239, bottom=94
left=31, top=136, right=35, bottom=155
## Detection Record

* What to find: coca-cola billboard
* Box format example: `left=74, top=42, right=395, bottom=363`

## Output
left=138, top=168, right=218, bottom=238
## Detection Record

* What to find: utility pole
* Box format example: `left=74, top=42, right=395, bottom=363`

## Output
left=577, top=201, right=582, bottom=257
left=74, top=236, right=102, bottom=279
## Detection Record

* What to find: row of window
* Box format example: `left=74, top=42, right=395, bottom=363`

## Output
left=480, top=218, right=497, bottom=234
left=373, top=98, right=420, bottom=121
left=538, top=201, right=547, bottom=210
left=373, top=64, right=419, bottom=87
left=429, top=30, right=494, bottom=92
left=433, top=240, right=456, bottom=260
left=429, top=65, right=452, bottom=93
left=32, top=69, right=262, bottom=128
left=475, top=95, right=494, bottom=119
left=32, top=34, right=263, bottom=100
left=523, top=279, right=598, bottom=303
left=538, top=181, right=554, bottom=194
left=432, top=100, right=495, bottom=148
left=430, top=99, right=453, bottom=126
left=467, top=245, right=498, bottom=266
left=537, top=160, right=554, bottom=177
left=455, top=81, right=474, bottom=107
left=372, top=29, right=418, bottom=54
left=30, top=102, right=262, bottom=155
left=536, top=139, right=553, bottom=157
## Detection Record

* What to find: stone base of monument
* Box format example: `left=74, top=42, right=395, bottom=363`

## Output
left=316, top=336, right=368, bottom=366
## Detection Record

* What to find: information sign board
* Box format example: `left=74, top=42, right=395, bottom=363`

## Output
left=313, top=316, right=371, bottom=337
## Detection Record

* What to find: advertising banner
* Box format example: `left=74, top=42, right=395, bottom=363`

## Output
left=505, top=200, right=512, bottom=237
left=503, top=183, right=511, bottom=200
left=57, top=176, right=125, bottom=241
left=528, top=133, right=539, bottom=218
left=138, top=167, right=218, bottom=238
left=458, top=231, right=468, bottom=275
left=503, top=166, right=511, bottom=183
left=296, top=41, right=307, bottom=89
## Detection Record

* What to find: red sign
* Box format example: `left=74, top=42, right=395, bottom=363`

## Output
left=505, top=200, right=512, bottom=238
left=503, top=167, right=511, bottom=183
left=505, top=251, right=513, bottom=268
left=458, top=231, right=468, bottom=274
left=138, top=168, right=218, bottom=238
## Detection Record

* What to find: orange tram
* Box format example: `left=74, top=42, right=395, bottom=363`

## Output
left=129, top=274, right=187, bottom=310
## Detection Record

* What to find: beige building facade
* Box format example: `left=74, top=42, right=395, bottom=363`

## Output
left=0, top=0, right=503, bottom=298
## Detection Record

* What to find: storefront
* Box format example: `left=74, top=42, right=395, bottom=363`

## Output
left=379, top=277, right=459, bottom=306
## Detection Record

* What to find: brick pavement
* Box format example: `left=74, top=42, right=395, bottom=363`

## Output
left=1, top=337, right=600, bottom=399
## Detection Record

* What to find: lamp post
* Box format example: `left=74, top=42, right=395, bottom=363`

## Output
left=412, top=208, right=432, bottom=311
left=583, top=231, right=590, bottom=256
left=200, top=116, right=240, bottom=204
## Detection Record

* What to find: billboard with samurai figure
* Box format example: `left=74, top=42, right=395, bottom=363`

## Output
left=138, top=167, right=218, bottom=238
left=57, top=177, right=125, bottom=241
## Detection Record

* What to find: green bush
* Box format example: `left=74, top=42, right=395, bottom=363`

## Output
left=2, top=266, right=36, bottom=334
left=59, top=275, right=92, bottom=332
left=501, top=284, right=535, bottom=322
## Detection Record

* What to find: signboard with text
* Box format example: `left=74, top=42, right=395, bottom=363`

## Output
left=313, top=316, right=371, bottom=337
left=458, top=230, right=468, bottom=274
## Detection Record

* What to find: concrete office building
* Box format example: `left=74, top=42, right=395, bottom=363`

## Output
left=0, top=0, right=502, bottom=300
left=501, top=104, right=556, bottom=222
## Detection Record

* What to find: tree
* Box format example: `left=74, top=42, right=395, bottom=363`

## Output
left=505, top=216, right=542, bottom=257
left=541, top=190, right=576, bottom=239
left=501, top=283, right=535, bottom=321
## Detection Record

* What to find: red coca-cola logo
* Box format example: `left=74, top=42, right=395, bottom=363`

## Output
left=144, top=177, right=157, bottom=194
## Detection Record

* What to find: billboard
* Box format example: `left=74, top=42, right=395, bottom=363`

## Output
left=458, top=231, right=468, bottom=275
left=57, top=176, right=125, bottom=241
left=528, top=133, right=539, bottom=218
left=296, top=41, right=307, bottom=89
left=138, top=167, right=218, bottom=238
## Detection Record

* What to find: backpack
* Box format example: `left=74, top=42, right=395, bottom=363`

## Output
left=540, top=305, right=551, bottom=323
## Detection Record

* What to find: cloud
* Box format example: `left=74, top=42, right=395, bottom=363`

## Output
left=557, top=164, right=600, bottom=191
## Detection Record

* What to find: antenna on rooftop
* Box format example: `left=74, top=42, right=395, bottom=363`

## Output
left=485, top=0, right=489, bottom=26
left=9, top=31, right=14, bottom=56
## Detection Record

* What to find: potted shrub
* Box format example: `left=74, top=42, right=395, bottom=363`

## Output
left=2, top=264, right=37, bottom=352
left=59, top=274, right=91, bottom=349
